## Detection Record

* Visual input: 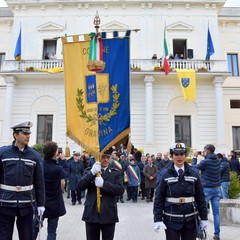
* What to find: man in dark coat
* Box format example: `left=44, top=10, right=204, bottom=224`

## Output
left=143, top=157, right=158, bottom=202
left=138, top=156, right=147, bottom=200
left=217, top=153, right=230, bottom=199
left=78, top=153, right=124, bottom=240
left=109, top=151, right=126, bottom=203
left=68, top=152, right=84, bottom=205
left=158, top=152, right=171, bottom=170
left=229, top=150, right=240, bottom=176
left=33, top=141, right=66, bottom=240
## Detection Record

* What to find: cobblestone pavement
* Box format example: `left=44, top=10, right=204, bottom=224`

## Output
left=13, top=193, right=240, bottom=239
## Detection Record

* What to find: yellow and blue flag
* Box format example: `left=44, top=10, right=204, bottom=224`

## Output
left=14, top=27, right=21, bottom=61
left=62, top=32, right=131, bottom=157
left=176, top=69, right=196, bottom=101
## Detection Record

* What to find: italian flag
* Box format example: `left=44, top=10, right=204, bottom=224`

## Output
left=162, top=30, right=171, bottom=75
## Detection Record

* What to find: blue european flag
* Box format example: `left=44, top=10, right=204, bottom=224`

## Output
left=206, top=27, right=215, bottom=60
left=14, top=27, right=21, bottom=61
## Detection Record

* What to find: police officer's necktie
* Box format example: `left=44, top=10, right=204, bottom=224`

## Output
left=178, top=169, right=183, bottom=179
left=101, top=169, right=105, bottom=175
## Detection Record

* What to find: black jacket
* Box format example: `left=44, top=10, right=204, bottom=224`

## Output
left=0, top=142, right=45, bottom=216
left=78, top=167, right=124, bottom=224
left=220, top=158, right=230, bottom=182
left=229, top=158, right=240, bottom=176
left=43, top=159, right=66, bottom=219
left=154, top=162, right=207, bottom=229
left=192, top=153, right=221, bottom=188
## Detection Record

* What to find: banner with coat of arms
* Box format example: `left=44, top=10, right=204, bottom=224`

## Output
left=62, top=32, right=131, bottom=157
left=176, top=69, right=196, bottom=101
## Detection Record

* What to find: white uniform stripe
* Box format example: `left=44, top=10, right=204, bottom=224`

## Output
left=2, top=158, right=36, bottom=165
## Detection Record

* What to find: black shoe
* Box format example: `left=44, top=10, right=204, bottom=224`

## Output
left=213, top=236, right=220, bottom=240
left=146, top=199, right=150, bottom=203
left=67, top=195, right=70, bottom=199
left=72, top=202, right=76, bottom=206
left=78, top=200, right=82, bottom=205
left=150, top=199, right=153, bottom=202
left=127, top=198, right=131, bottom=201
left=120, top=199, right=124, bottom=203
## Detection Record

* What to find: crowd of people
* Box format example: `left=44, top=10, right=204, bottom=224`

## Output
left=0, top=120, right=239, bottom=240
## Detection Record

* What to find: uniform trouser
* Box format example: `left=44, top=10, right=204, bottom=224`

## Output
left=165, top=226, right=196, bottom=240
left=85, top=222, right=115, bottom=240
left=0, top=212, right=33, bottom=240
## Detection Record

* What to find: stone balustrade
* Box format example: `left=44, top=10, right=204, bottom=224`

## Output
left=1, top=59, right=228, bottom=73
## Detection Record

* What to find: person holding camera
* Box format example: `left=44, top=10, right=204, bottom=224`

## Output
left=153, top=143, right=208, bottom=240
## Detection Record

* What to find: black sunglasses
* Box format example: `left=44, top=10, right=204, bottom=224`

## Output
left=173, top=153, right=185, bottom=156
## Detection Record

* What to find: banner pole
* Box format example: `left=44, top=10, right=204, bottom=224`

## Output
left=96, top=154, right=101, bottom=213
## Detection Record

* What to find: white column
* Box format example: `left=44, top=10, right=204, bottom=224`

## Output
left=213, top=76, right=226, bottom=152
left=144, top=75, right=155, bottom=153
left=2, top=76, right=16, bottom=144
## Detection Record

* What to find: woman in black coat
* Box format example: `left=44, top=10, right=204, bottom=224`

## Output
left=33, top=142, right=66, bottom=240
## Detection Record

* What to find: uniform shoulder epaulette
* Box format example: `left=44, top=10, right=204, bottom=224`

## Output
left=85, top=166, right=92, bottom=171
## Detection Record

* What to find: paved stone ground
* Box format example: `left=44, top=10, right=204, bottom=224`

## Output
left=13, top=193, right=240, bottom=239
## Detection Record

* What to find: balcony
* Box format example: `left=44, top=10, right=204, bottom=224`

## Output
left=130, top=59, right=228, bottom=73
left=0, top=59, right=228, bottom=74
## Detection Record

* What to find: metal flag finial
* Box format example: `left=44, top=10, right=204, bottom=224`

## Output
left=94, top=11, right=100, bottom=33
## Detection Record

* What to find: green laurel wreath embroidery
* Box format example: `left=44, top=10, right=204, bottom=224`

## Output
left=76, top=84, right=120, bottom=126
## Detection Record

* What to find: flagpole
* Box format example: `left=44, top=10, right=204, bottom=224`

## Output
left=53, top=28, right=140, bottom=40
left=92, top=11, right=102, bottom=213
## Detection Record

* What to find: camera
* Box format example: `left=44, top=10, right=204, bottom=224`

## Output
left=58, top=147, right=63, bottom=154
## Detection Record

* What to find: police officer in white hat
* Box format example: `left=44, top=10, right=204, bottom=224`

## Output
left=153, top=143, right=208, bottom=240
left=0, top=121, right=45, bottom=240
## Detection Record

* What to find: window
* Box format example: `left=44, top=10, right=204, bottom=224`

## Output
left=43, top=40, right=57, bottom=59
left=173, top=39, right=187, bottom=59
left=37, top=115, right=53, bottom=144
left=230, top=100, right=240, bottom=109
left=232, top=126, right=240, bottom=150
left=175, top=116, right=191, bottom=147
left=0, top=53, right=6, bottom=71
left=227, top=53, right=239, bottom=76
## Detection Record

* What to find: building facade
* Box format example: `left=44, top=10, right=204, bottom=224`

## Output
left=0, top=0, right=240, bottom=155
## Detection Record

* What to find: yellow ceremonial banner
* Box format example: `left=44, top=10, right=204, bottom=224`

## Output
left=63, top=40, right=100, bottom=153
left=176, top=69, right=196, bottom=101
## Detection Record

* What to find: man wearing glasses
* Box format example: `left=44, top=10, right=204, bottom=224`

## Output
left=153, top=143, right=208, bottom=240
left=0, top=121, right=45, bottom=240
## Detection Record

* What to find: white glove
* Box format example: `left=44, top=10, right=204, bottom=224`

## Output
left=153, top=221, right=167, bottom=233
left=200, top=220, right=208, bottom=230
left=90, top=162, right=101, bottom=175
left=95, top=176, right=104, bottom=188
left=37, top=206, right=45, bottom=216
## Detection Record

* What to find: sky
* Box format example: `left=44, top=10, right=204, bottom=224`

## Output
left=0, top=0, right=240, bottom=7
